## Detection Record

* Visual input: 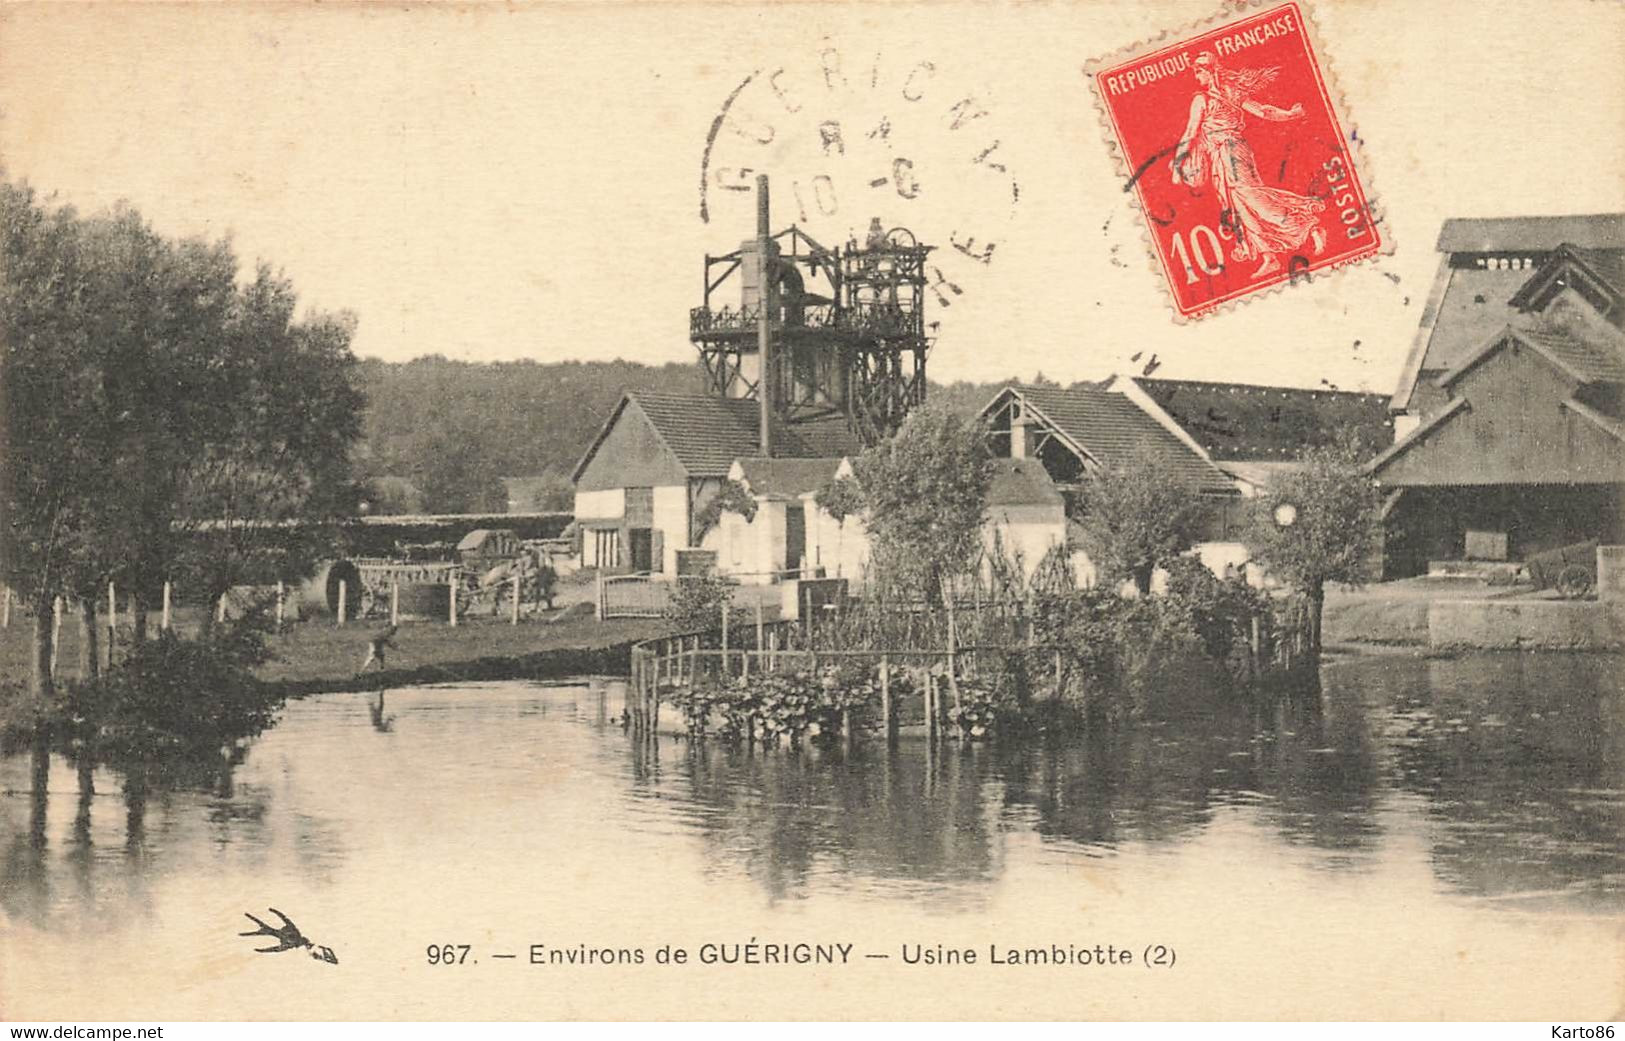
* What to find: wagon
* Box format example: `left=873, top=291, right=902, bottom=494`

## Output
left=1523, top=540, right=1598, bottom=600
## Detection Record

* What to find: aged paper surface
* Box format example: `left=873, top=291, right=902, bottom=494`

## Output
left=1, top=0, right=1623, bottom=1023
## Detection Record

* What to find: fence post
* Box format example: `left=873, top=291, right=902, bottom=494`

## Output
left=880, top=654, right=894, bottom=747
left=769, top=629, right=778, bottom=673
left=162, top=580, right=172, bottom=632
left=922, top=666, right=935, bottom=743
left=218, top=592, right=228, bottom=625
left=49, top=596, right=63, bottom=678
left=755, top=599, right=764, bottom=654
left=595, top=570, right=604, bottom=621
left=107, top=581, right=118, bottom=667
left=449, top=569, right=458, bottom=628
left=1, top=585, right=9, bottom=628
left=337, top=580, right=348, bottom=627
left=390, top=580, right=400, bottom=628
left=511, top=574, right=521, bottom=626
left=947, top=611, right=962, bottom=730
left=720, top=601, right=730, bottom=679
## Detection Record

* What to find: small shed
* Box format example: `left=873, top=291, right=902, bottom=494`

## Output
left=457, top=528, right=520, bottom=564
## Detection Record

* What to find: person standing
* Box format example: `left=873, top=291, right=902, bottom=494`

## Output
left=360, top=624, right=398, bottom=672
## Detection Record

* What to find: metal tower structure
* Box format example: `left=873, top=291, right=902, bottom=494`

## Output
left=689, top=176, right=935, bottom=450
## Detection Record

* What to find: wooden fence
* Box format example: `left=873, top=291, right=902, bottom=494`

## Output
left=623, top=593, right=1317, bottom=745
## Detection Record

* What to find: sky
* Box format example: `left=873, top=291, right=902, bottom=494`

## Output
left=2, top=1, right=1622, bottom=396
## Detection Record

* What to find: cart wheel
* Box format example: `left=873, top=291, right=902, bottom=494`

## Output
left=1555, top=564, right=1593, bottom=600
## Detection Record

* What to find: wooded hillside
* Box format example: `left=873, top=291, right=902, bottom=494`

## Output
left=354, top=356, right=1012, bottom=514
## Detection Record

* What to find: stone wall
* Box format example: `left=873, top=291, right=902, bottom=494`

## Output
left=1428, top=600, right=1625, bottom=651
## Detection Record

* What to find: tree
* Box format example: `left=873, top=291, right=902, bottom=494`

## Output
left=0, top=183, right=97, bottom=700
left=168, top=266, right=364, bottom=621
left=1245, top=432, right=1385, bottom=653
left=1072, top=444, right=1204, bottom=595
left=852, top=403, right=994, bottom=606
left=1, top=183, right=363, bottom=667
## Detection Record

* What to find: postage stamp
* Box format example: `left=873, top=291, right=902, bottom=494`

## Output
left=1085, top=1, right=1386, bottom=319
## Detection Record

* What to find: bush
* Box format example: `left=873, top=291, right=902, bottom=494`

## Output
left=1161, top=556, right=1269, bottom=664
left=668, top=663, right=880, bottom=745
left=58, top=616, right=283, bottom=770
left=663, top=572, right=735, bottom=633
left=945, top=678, right=1020, bottom=740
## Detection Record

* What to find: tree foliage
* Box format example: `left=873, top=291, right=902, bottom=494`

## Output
left=812, top=473, right=863, bottom=523
left=1072, top=444, right=1204, bottom=594
left=1245, top=432, right=1385, bottom=649
left=852, top=403, right=994, bottom=604
left=692, top=479, right=757, bottom=542
left=0, top=182, right=363, bottom=694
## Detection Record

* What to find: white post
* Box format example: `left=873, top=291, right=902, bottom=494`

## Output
left=50, top=596, right=62, bottom=677
left=107, top=580, right=117, bottom=648
left=391, top=580, right=400, bottom=627
left=2, top=585, right=9, bottom=628
left=217, top=593, right=226, bottom=624
left=511, top=573, right=520, bottom=625
left=274, top=580, right=285, bottom=629
left=337, top=579, right=347, bottom=627
left=162, top=580, right=172, bottom=631
left=720, top=601, right=730, bottom=677
left=595, top=570, right=604, bottom=621
left=449, top=569, right=459, bottom=627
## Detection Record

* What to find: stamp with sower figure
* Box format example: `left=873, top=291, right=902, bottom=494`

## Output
left=1086, top=1, right=1386, bottom=320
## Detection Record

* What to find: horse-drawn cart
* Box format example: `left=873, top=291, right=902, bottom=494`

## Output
left=1524, top=540, right=1599, bottom=600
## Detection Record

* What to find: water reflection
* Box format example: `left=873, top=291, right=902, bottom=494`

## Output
left=2, top=654, right=1621, bottom=936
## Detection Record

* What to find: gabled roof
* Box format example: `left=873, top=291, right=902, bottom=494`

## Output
left=1436, top=214, right=1625, bottom=253
left=733, top=457, right=844, bottom=498
left=1366, top=398, right=1472, bottom=477
left=572, top=392, right=862, bottom=482
left=1391, top=263, right=1531, bottom=409
left=1132, top=377, right=1391, bottom=460
left=1507, top=243, right=1625, bottom=316
left=1393, top=215, right=1625, bottom=411
left=985, top=384, right=1235, bottom=495
left=1438, top=324, right=1625, bottom=389
left=986, top=458, right=1064, bottom=508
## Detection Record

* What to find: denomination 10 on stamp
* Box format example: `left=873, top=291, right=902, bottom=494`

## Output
left=1086, top=1, right=1384, bottom=319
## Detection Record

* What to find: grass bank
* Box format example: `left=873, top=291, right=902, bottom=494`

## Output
left=0, top=608, right=672, bottom=699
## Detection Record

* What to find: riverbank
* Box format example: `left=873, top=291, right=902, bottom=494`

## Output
left=0, top=610, right=674, bottom=699
left=1323, top=578, right=1623, bottom=652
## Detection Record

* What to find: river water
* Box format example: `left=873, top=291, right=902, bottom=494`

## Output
left=2, top=653, right=1622, bottom=1020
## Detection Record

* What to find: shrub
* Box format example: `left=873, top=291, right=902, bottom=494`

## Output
left=63, top=617, right=283, bottom=770
left=946, top=678, right=1020, bottom=740
left=663, top=571, right=735, bottom=633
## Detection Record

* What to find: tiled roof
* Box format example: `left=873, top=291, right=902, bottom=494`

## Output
left=735, top=457, right=845, bottom=497
left=1000, top=384, right=1235, bottom=495
left=1134, top=377, right=1391, bottom=460
left=1436, top=214, right=1625, bottom=253
left=1412, top=265, right=1532, bottom=378
left=1512, top=326, right=1625, bottom=383
left=631, top=393, right=862, bottom=476
left=1569, top=246, right=1625, bottom=292
left=986, top=457, right=1064, bottom=507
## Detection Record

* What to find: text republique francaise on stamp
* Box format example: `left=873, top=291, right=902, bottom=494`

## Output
left=1086, top=2, right=1386, bottom=320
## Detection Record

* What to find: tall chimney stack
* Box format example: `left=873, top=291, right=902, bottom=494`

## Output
left=756, top=174, right=774, bottom=457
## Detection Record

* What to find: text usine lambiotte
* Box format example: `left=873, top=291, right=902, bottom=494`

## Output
left=519, top=941, right=1171, bottom=968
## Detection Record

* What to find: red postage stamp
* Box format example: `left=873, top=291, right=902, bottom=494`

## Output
left=1086, top=1, right=1385, bottom=319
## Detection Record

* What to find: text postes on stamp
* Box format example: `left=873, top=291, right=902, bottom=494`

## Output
left=1086, top=2, right=1384, bottom=319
